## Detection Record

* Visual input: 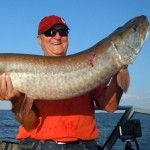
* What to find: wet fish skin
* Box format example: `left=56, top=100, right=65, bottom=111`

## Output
left=0, top=15, right=149, bottom=100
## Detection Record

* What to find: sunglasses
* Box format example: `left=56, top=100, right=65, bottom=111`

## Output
left=40, top=29, right=69, bottom=37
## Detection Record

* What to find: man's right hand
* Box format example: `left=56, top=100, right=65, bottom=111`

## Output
left=0, top=73, right=22, bottom=100
left=0, top=73, right=39, bottom=130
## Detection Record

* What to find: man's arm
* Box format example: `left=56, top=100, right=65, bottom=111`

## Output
left=0, top=73, right=39, bottom=131
left=95, top=68, right=129, bottom=112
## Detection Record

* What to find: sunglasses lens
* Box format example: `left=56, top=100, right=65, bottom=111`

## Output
left=44, top=29, right=68, bottom=37
left=59, top=29, right=69, bottom=36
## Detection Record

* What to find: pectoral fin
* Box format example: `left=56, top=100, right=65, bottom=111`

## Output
left=117, top=68, right=130, bottom=93
left=19, top=95, right=34, bottom=120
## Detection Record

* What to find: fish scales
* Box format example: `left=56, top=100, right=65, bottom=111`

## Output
left=0, top=15, right=149, bottom=100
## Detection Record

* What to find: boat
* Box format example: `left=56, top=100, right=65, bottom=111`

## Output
left=0, top=106, right=150, bottom=150
left=95, top=106, right=150, bottom=150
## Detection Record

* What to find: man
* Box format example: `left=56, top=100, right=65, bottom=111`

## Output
left=0, top=15, right=129, bottom=150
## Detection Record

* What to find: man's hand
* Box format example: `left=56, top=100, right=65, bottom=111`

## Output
left=0, top=73, right=39, bottom=130
left=0, top=73, right=21, bottom=100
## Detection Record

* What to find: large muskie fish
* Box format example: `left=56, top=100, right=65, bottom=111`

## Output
left=0, top=15, right=150, bottom=101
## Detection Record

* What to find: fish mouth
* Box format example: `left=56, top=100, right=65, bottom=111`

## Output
left=145, top=25, right=150, bottom=41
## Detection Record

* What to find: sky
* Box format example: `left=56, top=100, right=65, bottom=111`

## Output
left=0, top=0, right=150, bottom=110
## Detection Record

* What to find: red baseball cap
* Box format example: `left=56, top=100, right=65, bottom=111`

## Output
left=38, top=15, right=69, bottom=35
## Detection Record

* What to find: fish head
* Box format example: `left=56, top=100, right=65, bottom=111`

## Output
left=112, top=15, right=150, bottom=65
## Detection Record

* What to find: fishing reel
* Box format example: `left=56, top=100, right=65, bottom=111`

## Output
left=119, top=119, right=142, bottom=150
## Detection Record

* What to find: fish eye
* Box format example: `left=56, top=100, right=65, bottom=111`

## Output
left=132, top=27, right=137, bottom=32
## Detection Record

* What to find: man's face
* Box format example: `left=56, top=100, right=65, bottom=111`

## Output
left=37, top=24, right=69, bottom=56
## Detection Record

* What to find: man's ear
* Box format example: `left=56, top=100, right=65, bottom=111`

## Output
left=37, top=35, right=42, bottom=45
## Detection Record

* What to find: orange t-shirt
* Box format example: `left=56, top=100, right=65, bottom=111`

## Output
left=16, top=86, right=106, bottom=142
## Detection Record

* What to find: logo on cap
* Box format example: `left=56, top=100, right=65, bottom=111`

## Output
left=61, top=18, right=67, bottom=25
